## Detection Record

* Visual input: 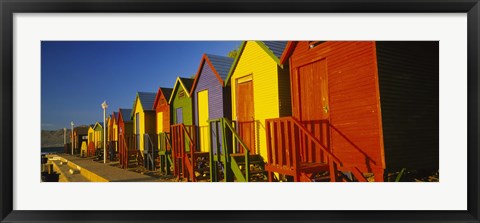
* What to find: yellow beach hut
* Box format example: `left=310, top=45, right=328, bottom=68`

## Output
left=222, top=41, right=290, bottom=181
left=93, top=122, right=104, bottom=152
left=108, top=112, right=119, bottom=153
left=87, top=124, right=95, bottom=156
left=131, top=92, right=157, bottom=167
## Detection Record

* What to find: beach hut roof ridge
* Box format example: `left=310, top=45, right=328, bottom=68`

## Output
left=190, top=54, right=235, bottom=94
left=119, top=108, right=133, bottom=122
left=261, top=41, right=288, bottom=59
left=168, top=77, right=195, bottom=104
left=224, top=41, right=288, bottom=86
left=153, top=87, right=174, bottom=109
left=205, top=54, right=235, bottom=81
left=130, top=91, right=157, bottom=118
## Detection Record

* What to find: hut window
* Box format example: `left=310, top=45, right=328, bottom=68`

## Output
left=179, top=90, right=185, bottom=98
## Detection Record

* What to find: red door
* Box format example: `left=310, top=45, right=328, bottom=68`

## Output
left=236, top=80, right=255, bottom=154
left=297, top=59, right=330, bottom=163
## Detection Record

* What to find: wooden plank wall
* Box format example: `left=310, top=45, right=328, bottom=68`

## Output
left=376, top=41, right=439, bottom=171
left=290, top=41, right=384, bottom=172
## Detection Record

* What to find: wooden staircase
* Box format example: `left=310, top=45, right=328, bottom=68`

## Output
left=171, top=124, right=210, bottom=182
left=265, top=117, right=370, bottom=182
left=230, top=154, right=268, bottom=182
left=208, top=118, right=268, bottom=182
left=119, top=134, right=141, bottom=169
left=144, top=134, right=159, bottom=171
left=158, top=132, right=173, bottom=175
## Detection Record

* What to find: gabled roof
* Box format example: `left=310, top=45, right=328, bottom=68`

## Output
left=118, top=108, right=133, bottom=123
left=74, top=126, right=89, bottom=135
left=130, top=91, right=157, bottom=118
left=262, top=41, right=288, bottom=59
left=93, top=122, right=104, bottom=130
left=190, top=54, right=234, bottom=94
left=168, top=77, right=195, bottom=104
left=278, top=41, right=328, bottom=65
left=153, top=87, right=173, bottom=109
left=224, top=41, right=288, bottom=87
left=279, top=41, right=297, bottom=65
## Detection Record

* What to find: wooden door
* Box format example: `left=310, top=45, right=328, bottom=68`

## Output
left=236, top=79, right=255, bottom=154
left=197, top=90, right=210, bottom=152
left=297, top=59, right=330, bottom=163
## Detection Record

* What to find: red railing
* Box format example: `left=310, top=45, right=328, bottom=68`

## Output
left=266, top=117, right=339, bottom=170
left=266, top=117, right=369, bottom=182
left=119, top=134, right=137, bottom=169
left=171, top=124, right=197, bottom=181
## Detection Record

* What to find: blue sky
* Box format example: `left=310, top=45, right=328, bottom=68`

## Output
left=41, top=41, right=241, bottom=130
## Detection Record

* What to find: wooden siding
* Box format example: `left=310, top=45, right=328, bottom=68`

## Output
left=193, top=60, right=232, bottom=153
left=289, top=41, right=384, bottom=172
left=118, top=110, right=133, bottom=136
left=376, top=41, right=439, bottom=170
left=155, top=91, right=171, bottom=133
left=172, top=84, right=193, bottom=125
left=94, top=124, right=103, bottom=148
left=230, top=41, right=287, bottom=160
left=194, top=60, right=226, bottom=122
left=106, top=117, right=111, bottom=141
left=133, top=98, right=156, bottom=152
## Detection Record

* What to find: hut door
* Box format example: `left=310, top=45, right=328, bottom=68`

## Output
left=236, top=79, right=255, bottom=154
left=197, top=90, right=210, bottom=152
left=157, top=112, right=163, bottom=134
left=176, top=108, right=183, bottom=124
left=297, top=59, right=330, bottom=163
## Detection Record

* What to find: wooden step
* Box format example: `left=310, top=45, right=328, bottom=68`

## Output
left=241, top=169, right=266, bottom=175
left=230, top=154, right=265, bottom=165
left=195, top=167, right=210, bottom=172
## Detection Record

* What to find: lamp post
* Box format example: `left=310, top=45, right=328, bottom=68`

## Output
left=102, top=101, right=108, bottom=164
left=70, top=121, right=74, bottom=155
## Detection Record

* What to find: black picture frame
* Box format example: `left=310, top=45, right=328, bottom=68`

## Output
left=1, top=0, right=479, bottom=222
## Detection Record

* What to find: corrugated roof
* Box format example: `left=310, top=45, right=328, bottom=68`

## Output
left=179, top=77, right=194, bottom=92
left=206, top=54, right=235, bottom=81
left=137, top=92, right=156, bottom=111
left=261, top=41, right=288, bottom=59
left=119, top=109, right=133, bottom=122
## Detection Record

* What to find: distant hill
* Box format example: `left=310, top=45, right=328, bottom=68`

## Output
left=41, top=129, right=71, bottom=148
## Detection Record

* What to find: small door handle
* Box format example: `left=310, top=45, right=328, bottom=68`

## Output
left=323, top=105, right=329, bottom=113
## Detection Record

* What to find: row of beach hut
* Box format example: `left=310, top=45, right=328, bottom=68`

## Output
left=69, top=41, right=439, bottom=182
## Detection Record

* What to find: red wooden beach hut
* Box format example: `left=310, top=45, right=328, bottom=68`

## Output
left=153, top=87, right=174, bottom=174
left=118, top=108, right=138, bottom=169
left=265, top=41, right=439, bottom=182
